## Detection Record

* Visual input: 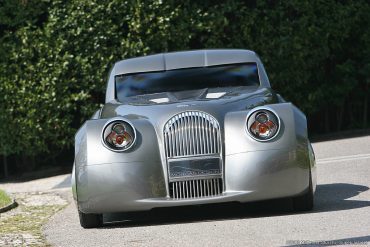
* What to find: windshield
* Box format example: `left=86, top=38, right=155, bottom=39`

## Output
left=115, top=63, right=259, bottom=100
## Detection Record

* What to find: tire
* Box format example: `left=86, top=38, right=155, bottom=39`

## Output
left=292, top=171, right=314, bottom=212
left=78, top=209, right=103, bottom=228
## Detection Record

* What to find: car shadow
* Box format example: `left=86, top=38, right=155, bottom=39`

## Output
left=102, top=183, right=370, bottom=229
left=284, top=235, right=370, bottom=247
left=313, top=183, right=370, bottom=212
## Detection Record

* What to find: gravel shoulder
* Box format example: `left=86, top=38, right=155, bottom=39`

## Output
left=0, top=174, right=70, bottom=246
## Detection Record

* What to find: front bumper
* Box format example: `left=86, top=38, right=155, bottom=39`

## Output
left=76, top=148, right=310, bottom=214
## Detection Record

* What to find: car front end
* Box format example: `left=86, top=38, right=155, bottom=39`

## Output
left=72, top=49, right=316, bottom=228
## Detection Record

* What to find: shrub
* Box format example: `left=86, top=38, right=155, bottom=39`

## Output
left=0, top=0, right=369, bottom=174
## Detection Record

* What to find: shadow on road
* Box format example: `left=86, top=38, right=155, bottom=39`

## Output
left=102, top=183, right=370, bottom=228
left=52, top=175, right=72, bottom=189
left=284, top=235, right=370, bottom=246
left=314, top=183, right=370, bottom=212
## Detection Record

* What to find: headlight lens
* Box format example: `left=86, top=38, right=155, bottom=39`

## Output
left=247, top=109, right=280, bottom=141
left=102, top=120, right=136, bottom=151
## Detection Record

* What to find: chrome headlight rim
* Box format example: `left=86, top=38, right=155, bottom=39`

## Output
left=101, top=117, right=137, bottom=152
left=245, top=107, right=281, bottom=142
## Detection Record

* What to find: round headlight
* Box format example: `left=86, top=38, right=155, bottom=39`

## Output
left=102, top=119, right=136, bottom=151
left=246, top=108, right=280, bottom=141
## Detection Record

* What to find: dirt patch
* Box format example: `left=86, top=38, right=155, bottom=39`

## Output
left=21, top=192, right=67, bottom=207
left=0, top=233, right=44, bottom=246
left=0, top=191, right=68, bottom=246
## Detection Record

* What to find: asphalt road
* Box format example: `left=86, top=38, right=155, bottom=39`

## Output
left=43, top=135, right=370, bottom=247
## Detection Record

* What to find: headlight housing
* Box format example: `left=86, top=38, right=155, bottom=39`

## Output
left=102, top=119, right=136, bottom=151
left=246, top=108, right=280, bottom=141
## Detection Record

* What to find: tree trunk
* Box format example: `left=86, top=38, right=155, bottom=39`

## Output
left=364, top=93, right=368, bottom=128
left=349, top=102, right=354, bottom=127
left=337, top=105, right=344, bottom=131
left=3, top=155, right=8, bottom=178
left=15, top=156, right=22, bottom=175
left=30, top=156, right=36, bottom=171
left=325, top=107, right=330, bottom=133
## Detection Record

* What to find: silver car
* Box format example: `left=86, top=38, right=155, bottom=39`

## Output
left=72, top=49, right=316, bottom=228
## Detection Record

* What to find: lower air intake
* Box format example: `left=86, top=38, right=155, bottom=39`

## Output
left=169, top=178, right=223, bottom=199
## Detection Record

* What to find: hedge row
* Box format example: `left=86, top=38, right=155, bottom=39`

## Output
left=0, top=0, right=369, bottom=174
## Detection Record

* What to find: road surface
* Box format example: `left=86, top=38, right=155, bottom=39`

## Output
left=43, top=135, right=370, bottom=246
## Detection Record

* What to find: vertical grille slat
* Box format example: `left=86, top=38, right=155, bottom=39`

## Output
left=164, top=111, right=221, bottom=158
left=210, top=117, right=213, bottom=153
left=195, top=179, right=199, bottom=198
left=210, top=179, right=213, bottom=195
left=179, top=115, right=184, bottom=156
left=174, top=116, right=178, bottom=157
left=179, top=181, right=182, bottom=198
left=192, top=180, right=196, bottom=198
left=186, top=180, right=189, bottom=199
left=185, top=113, right=190, bottom=156
left=171, top=125, right=175, bottom=157
left=201, top=114, right=206, bottom=154
left=183, top=113, right=187, bottom=156
left=166, top=130, right=170, bottom=158
left=169, top=178, right=222, bottom=199
left=199, top=113, right=203, bottom=154
left=164, top=111, right=223, bottom=199
left=174, top=181, right=178, bottom=199
left=212, top=121, right=217, bottom=154
left=213, top=179, right=217, bottom=194
left=200, top=179, right=203, bottom=197
left=190, top=115, right=197, bottom=154
left=205, top=114, right=210, bottom=154
left=193, top=115, right=199, bottom=154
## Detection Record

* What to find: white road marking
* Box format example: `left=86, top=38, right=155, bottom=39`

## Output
left=317, top=153, right=370, bottom=164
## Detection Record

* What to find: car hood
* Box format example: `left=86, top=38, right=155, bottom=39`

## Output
left=100, top=86, right=277, bottom=126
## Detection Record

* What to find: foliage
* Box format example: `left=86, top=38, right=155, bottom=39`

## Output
left=0, top=0, right=369, bottom=173
left=0, top=189, right=12, bottom=208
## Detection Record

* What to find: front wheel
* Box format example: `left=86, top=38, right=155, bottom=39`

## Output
left=292, top=172, right=314, bottom=211
left=78, top=208, right=103, bottom=228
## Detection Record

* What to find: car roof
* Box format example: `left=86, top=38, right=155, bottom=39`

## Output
left=112, top=49, right=258, bottom=76
left=105, top=49, right=270, bottom=103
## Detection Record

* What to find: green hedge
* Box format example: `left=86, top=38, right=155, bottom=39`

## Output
left=0, top=0, right=369, bottom=173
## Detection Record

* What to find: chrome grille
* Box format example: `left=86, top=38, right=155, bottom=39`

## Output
left=169, top=178, right=222, bottom=199
left=163, top=111, right=221, bottom=158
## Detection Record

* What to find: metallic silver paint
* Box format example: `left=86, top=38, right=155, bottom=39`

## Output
left=105, top=49, right=271, bottom=103
left=72, top=49, right=316, bottom=214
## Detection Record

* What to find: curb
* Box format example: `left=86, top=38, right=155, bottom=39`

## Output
left=0, top=198, right=18, bottom=214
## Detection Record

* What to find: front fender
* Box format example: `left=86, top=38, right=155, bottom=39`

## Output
left=73, top=117, right=166, bottom=208
left=224, top=103, right=314, bottom=193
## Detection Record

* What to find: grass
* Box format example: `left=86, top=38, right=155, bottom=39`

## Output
left=0, top=205, right=60, bottom=234
left=0, top=194, right=67, bottom=246
left=0, top=189, right=12, bottom=208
